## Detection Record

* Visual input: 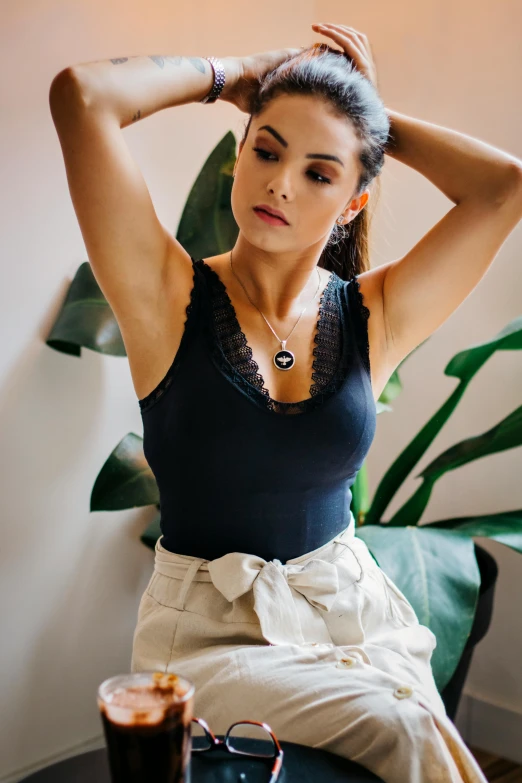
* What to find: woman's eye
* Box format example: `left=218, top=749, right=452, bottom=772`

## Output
left=252, top=147, right=331, bottom=186
left=308, top=171, right=331, bottom=185
left=253, top=147, right=275, bottom=162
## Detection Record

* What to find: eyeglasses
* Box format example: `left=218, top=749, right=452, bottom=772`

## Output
left=191, top=717, right=284, bottom=782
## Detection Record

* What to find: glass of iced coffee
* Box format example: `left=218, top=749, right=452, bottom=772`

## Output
left=97, top=671, right=195, bottom=783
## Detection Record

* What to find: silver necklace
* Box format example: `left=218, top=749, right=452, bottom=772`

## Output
left=229, top=249, right=321, bottom=371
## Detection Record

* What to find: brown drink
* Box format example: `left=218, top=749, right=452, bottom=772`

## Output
left=97, top=671, right=195, bottom=783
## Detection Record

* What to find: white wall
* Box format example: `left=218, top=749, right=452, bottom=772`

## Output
left=1, top=0, right=520, bottom=779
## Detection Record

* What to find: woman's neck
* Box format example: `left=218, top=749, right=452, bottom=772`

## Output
left=227, top=240, right=325, bottom=320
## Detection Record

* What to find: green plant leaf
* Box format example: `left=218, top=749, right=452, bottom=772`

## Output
left=141, top=513, right=162, bottom=551
left=46, top=262, right=126, bottom=357
left=351, top=462, right=370, bottom=525
left=90, top=433, right=159, bottom=511
left=388, top=404, right=522, bottom=526
left=422, top=509, right=522, bottom=555
left=356, top=524, right=480, bottom=693
left=376, top=368, right=402, bottom=405
left=176, top=131, right=239, bottom=258
left=366, top=317, right=522, bottom=526
left=375, top=339, right=427, bottom=409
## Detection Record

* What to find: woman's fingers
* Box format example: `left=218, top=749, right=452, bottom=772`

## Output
left=313, top=22, right=368, bottom=52
left=313, top=23, right=363, bottom=44
left=315, top=22, right=367, bottom=41
left=313, top=24, right=367, bottom=61
left=311, top=22, right=376, bottom=86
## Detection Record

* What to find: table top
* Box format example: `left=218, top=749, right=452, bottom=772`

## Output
left=20, top=739, right=383, bottom=782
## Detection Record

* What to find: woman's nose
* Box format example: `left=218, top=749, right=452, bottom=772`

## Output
left=268, top=178, right=292, bottom=200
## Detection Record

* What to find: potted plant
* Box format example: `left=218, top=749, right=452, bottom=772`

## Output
left=47, top=131, right=521, bottom=719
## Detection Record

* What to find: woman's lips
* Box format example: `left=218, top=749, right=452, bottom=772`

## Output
left=253, top=208, right=289, bottom=226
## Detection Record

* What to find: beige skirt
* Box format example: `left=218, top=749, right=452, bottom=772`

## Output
left=131, top=516, right=487, bottom=783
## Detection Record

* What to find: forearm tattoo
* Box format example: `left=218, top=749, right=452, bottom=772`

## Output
left=108, top=55, right=207, bottom=123
left=109, top=55, right=205, bottom=73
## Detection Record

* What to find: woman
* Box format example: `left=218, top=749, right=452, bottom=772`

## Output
left=50, top=23, right=522, bottom=783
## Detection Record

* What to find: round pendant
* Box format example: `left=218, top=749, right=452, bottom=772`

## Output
left=274, top=349, right=295, bottom=371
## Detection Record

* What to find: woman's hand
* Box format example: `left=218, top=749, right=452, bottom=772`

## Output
left=311, top=23, right=378, bottom=88
left=220, top=49, right=304, bottom=113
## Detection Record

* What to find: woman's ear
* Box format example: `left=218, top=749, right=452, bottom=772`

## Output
left=344, top=189, right=370, bottom=218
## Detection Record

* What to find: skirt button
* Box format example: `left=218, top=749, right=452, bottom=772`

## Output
left=394, top=685, right=413, bottom=699
left=336, top=657, right=356, bottom=669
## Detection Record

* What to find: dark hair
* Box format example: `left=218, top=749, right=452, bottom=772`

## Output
left=239, top=43, right=391, bottom=281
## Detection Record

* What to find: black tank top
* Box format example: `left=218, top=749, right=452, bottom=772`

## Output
left=138, top=258, right=376, bottom=564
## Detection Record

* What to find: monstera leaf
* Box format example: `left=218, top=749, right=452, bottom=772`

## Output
left=90, top=433, right=158, bottom=511
left=387, top=404, right=522, bottom=527
left=176, top=130, right=239, bottom=259
left=46, top=262, right=125, bottom=357
left=365, top=317, right=522, bottom=526
left=424, top=509, right=522, bottom=554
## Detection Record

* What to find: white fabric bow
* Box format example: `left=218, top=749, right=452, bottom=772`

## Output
left=207, top=553, right=340, bottom=646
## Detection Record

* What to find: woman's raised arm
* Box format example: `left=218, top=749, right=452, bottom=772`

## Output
left=50, top=55, right=240, bottom=129
left=47, top=56, right=240, bottom=352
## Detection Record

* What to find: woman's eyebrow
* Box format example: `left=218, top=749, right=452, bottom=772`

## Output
left=258, top=124, right=345, bottom=167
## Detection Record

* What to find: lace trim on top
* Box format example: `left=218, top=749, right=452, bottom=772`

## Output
left=200, top=260, right=348, bottom=415
left=138, top=262, right=199, bottom=414
left=348, top=276, right=371, bottom=377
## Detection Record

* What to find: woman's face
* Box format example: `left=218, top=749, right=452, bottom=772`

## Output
left=231, top=93, right=368, bottom=255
